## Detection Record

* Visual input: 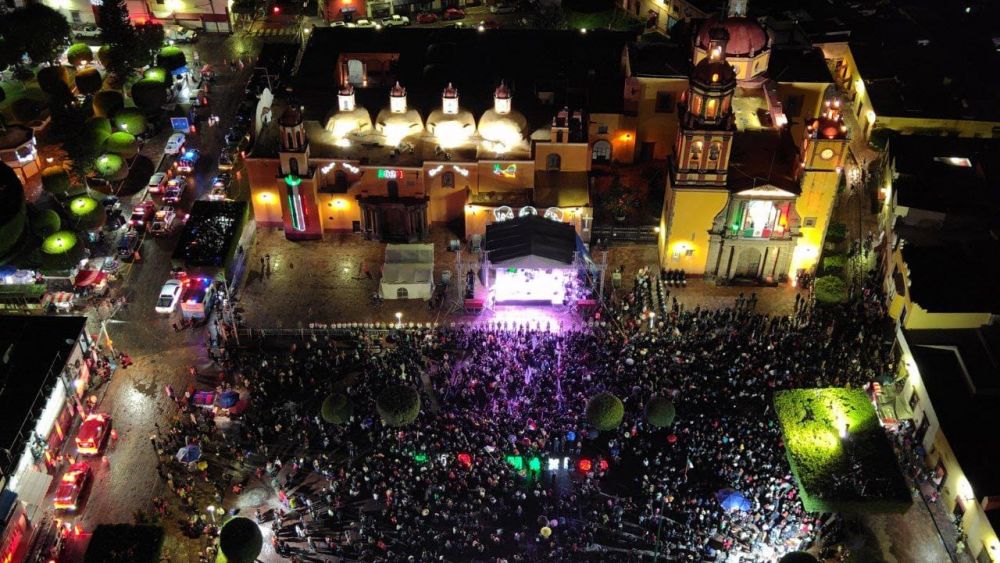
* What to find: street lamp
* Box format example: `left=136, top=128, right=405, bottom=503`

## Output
left=648, top=312, right=655, bottom=330
left=206, top=505, right=216, bottom=523
left=395, top=312, right=402, bottom=327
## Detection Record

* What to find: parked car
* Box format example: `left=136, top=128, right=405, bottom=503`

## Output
left=208, top=173, right=232, bottom=199
left=490, top=2, right=517, bottom=13
left=174, top=149, right=199, bottom=173
left=164, top=25, right=198, bottom=44
left=331, top=20, right=347, bottom=27
left=73, top=25, right=101, bottom=39
left=218, top=152, right=235, bottom=172
left=382, top=14, right=410, bottom=26
left=443, top=7, right=466, bottom=19
left=147, top=172, right=167, bottom=193
left=54, top=463, right=92, bottom=512
left=155, top=279, right=183, bottom=314
left=129, top=201, right=156, bottom=228
left=416, top=12, right=439, bottom=23
left=481, top=19, right=501, bottom=29
left=164, top=133, right=186, bottom=155
left=76, top=413, right=112, bottom=456
left=149, top=206, right=180, bottom=236
left=163, top=177, right=186, bottom=203
left=355, top=19, right=377, bottom=28
left=117, top=230, right=140, bottom=261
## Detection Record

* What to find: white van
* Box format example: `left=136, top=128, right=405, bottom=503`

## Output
left=164, top=133, right=186, bottom=155
left=164, top=25, right=198, bottom=44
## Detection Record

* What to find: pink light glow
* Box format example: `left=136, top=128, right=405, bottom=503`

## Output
left=493, top=268, right=572, bottom=305
left=487, top=307, right=563, bottom=333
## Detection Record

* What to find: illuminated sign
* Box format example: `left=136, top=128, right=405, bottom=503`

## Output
left=377, top=169, right=405, bottom=180
left=427, top=165, right=445, bottom=177
left=493, top=163, right=517, bottom=178
left=494, top=206, right=514, bottom=222
left=284, top=175, right=305, bottom=231
left=452, top=165, right=470, bottom=177
left=519, top=206, right=537, bottom=217
left=544, top=207, right=563, bottom=221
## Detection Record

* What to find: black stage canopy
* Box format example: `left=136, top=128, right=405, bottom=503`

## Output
left=482, top=215, right=576, bottom=265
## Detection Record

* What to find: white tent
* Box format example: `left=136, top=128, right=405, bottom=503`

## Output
left=381, top=244, right=434, bottom=300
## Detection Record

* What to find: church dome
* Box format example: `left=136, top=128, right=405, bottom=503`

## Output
left=690, top=57, right=737, bottom=88
left=695, top=17, right=769, bottom=57
left=478, top=109, right=528, bottom=153
left=279, top=106, right=303, bottom=127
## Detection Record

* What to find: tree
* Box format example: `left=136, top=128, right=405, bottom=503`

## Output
left=104, top=132, right=138, bottom=158
left=41, top=166, right=72, bottom=197
left=66, top=43, right=94, bottom=67
left=218, top=517, right=262, bottom=563
left=29, top=208, right=62, bottom=238
left=63, top=117, right=111, bottom=178
left=321, top=394, right=353, bottom=424
left=645, top=396, right=676, bottom=428
left=0, top=162, right=27, bottom=259
left=0, top=5, right=71, bottom=65
left=376, top=385, right=421, bottom=427
left=67, top=196, right=106, bottom=231
left=112, top=108, right=148, bottom=136
left=131, top=79, right=168, bottom=113
left=814, top=276, right=848, bottom=305
left=97, top=45, right=112, bottom=68
left=134, top=23, right=165, bottom=69
left=156, top=47, right=186, bottom=72
left=11, top=98, right=44, bottom=124
left=778, top=552, right=819, bottom=563
left=97, top=0, right=138, bottom=81
left=93, top=90, right=125, bottom=118
left=95, top=153, right=127, bottom=180
left=586, top=392, right=624, bottom=431
left=37, top=66, right=73, bottom=107
left=76, top=68, right=104, bottom=96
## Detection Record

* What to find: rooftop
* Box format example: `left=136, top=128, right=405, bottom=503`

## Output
left=766, top=46, right=832, bottom=83
left=0, top=316, right=86, bottom=472
left=900, top=239, right=1000, bottom=314
left=726, top=128, right=801, bottom=194
left=906, top=325, right=1000, bottom=496
left=483, top=214, right=578, bottom=265
left=890, top=136, right=1000, bottom=217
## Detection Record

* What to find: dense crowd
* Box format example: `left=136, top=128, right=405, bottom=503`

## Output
left=171, top=270, right=895, bottom=562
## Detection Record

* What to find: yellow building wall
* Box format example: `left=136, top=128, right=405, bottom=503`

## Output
left=872, top=116, right=1000, bottom=139
left=246, top=158, right=283, bottom=226
left=776, top=82, right=829, bottom=142
left=884, top=246, right=994, bottom=329
left=534, top=143, right=591, bottom=172
left=589, top=113, right=637, bottom=164
left=659, top=187, right=728, bottom=273
left=476, top=161, right=534, bottom=192
left=424, top=162, right=479, bottom=224
left=792, top=169, right=840, bottom=274
left=693, top=49, right=769, bottom=83
left=634, top=77, right=688, bottom=160
left=316, top=193, right=361, bottom=231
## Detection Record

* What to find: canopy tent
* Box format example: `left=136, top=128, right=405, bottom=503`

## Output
left=176, top=445, right=202, bottom=464
left=483, top=215, right=577, bottom=267
left=716, top=489, right=752, bottom=512
left=381, top=244, right=434, bottom=301
left=73, top=269, right=107, bottom=288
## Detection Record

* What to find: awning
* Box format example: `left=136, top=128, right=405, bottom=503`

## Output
left=73, top=270, right=107, bottom=288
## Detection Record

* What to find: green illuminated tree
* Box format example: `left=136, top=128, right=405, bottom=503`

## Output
left=376, top=385, right=421, bottom=427
left=586, top=392, right=624, bottom=431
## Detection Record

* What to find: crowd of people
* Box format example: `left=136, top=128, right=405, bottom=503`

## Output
left=175, top=262, right=898, bottom=562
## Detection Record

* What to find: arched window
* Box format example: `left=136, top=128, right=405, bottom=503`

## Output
left=705, top=98, right=718, bottom=119
left=708, top=142, right=721, bottom=161
left=346, top=59, right=365, bottom=86
left=387, top=180, right=399, bottom=199
left=690, top=94, right=703, bottom=115
left=397, top=287, right=408, bottom=299
left=442, top=171, right=455, bottom=188
left=289, top=158, right=299, bottom=176
left=546, top=153, right=561, bottom=171
left=689, top=141, right=703, bottom=162
left=592, top=140, right=612, bottom=162
left=286, top=132, right=294, bottom=148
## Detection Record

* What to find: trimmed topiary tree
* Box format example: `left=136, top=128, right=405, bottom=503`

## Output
left=645, top=396, right=676, bottom=428
left=376, top=385, right=421, bottom=427
left=156, top=46, right=186, bottom=72
left=586, top=392, right=624, bottom=431
left=95, top=153, right=127, bottom=181
left=11, top=98, right=44, bottom=124
left=41, top=166, right=72, bottom=197
left=218, top=517, right=262, bottom=563
left=30, top=208, right=62, bottom=238
left=112, top=108, right=148, bottom=136
left=67, top=195, right=106, bottom=231
left=97, top=45, right=112, bottom=68
left=75, top=67, right=103, bottom=95
left=821, top=253, right=847, bottom=276
left=814, top=275, right=848, bottom=305
left=92, top=90, right=125, bottom=118
left=104, top=131, right=138, bottom=159
left=778, top=552, right=819, bottom=563
left=0, top=162, right=27, bottom=259
left=66, top=43, right=94, bottom=66
left=40, top=230, right=85, bottom=271
left=143, top=67, right=168, bottom=83
left=131, top=79, right=168, bottom=114
left=321, top=393, right=353, bottom=424
left=37, top=66, right=72, bottom=102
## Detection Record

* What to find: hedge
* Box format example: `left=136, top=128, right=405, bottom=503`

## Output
left=822, top=253, right=847, bottom=275
left=376, top=385, right=421, bottom=427
left=586, top=392, right=624, bottom=431
left=84, top=524, right=164, bottom=563
left=814, top=275, right=848, bottom=305
left=219, top=517, right=262, bottom=563
left=645, top=396, right=676, bottom=428
left=93, top=90, right=125, bottom=118
left=66, top=43, right=94, bottom=66
left=321, top=393, right=353, bottom=424
left=774, top=388, right=911, bottom=514
left=75, top=67, right=103, bottom=95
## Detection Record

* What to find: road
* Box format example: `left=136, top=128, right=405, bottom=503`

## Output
left=56, top=34, right=256, bottom=562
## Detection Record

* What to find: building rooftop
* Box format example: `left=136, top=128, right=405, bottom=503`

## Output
left=726, top=128, right=801, bottom=194
left=766, top=46, right=832, bottom=83
left=907, top=325, right=1000, bottom=496
left=900, top=239, right=1000, bottom=314
left=626, top=40, right=690, bottom=78
left=890, top=136, right=1000, bottom=217
left=0, top=315, right=86, bottom=474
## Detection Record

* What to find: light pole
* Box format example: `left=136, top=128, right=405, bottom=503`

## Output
left=206, top=505, right=216, bottom=523
left=648, top=312, right=655, bottom=330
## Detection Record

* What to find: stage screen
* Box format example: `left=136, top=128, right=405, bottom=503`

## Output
left=494, top=268, right=571, bottom=305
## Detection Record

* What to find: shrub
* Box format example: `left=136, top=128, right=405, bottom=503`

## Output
left=104, top=131, right=138, bottom=159
left=30, top=208, right=62, bottom=237
left=644, top=396, right=676, bottom=428
left=143, top=67, right=168, bottom=83
left=41, top=166, right=72, bottom=196
left=586, top=392, right=624, bottom=431
left=75, top=67, right=103, bottom=95
left=112, top=108, right=148, bottom=136
left=84, top=524, right=164, bottom=563
left=321, top=393, right=353, bottom=424
left=822, top=253, right=847, bottom=275
left=376, top=385, right=421, bottom=427
left=826, top=222, right=848, bottom=244
left=814, top=276, right=848, bottom=305
left=66, top=43, right=94, bottom=66
left=92, top=90, right=125, bottom=118
left=774, top=388, right=911, bottom=514
left=37, top=65, right=72, bottom=100
left=40, top=230, right=85, bottom=271
left=130, top=79, right=168, bottom=113
left=97, top=44, right=112, bottom=67
left=219, top=517, right=262, bottom=563
left=156, top=46, right=186, bottom=72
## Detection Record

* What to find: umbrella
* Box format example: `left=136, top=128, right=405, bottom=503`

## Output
left=175, top=445, right=202, bottom=464
left=218, top=390, right=239, bottom=408
left=715, top=489, right=751, bottom=512
left=73, top=269, right=106, bottom=288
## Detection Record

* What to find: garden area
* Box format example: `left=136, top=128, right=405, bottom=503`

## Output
left=774, top=388, right=911, bottom=514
